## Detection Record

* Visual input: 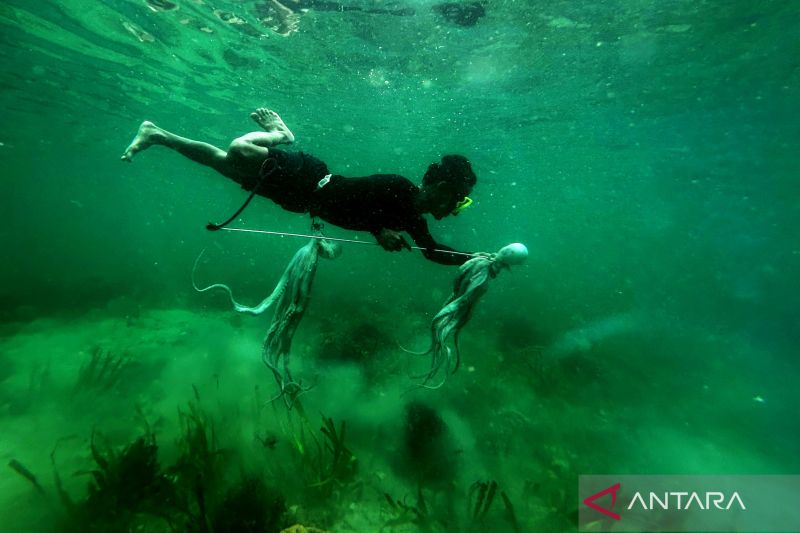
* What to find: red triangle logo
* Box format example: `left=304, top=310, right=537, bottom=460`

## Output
left=583, top=482, right=622, bottom=520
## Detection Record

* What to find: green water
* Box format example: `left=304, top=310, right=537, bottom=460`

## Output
left=1, top=1, right=798, bottom=531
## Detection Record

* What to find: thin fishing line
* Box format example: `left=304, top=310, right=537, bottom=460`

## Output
left=218, top=226, right=476, bottom=257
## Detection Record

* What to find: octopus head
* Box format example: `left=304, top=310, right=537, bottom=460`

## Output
left=495, top=242, right=528, bottom=267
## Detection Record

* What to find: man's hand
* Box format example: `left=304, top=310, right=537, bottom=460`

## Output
left=376, top=229, right=411, bottom=252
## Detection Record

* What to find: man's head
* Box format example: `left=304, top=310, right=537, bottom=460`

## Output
left=419, top=155, right=477, bottom=219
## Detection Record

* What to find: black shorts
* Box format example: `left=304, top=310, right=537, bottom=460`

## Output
left=242, top=149, right=329, bottom=213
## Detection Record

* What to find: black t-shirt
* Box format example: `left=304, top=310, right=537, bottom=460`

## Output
left=243, top=149, right=328, bottom=213
left=311, top=174, right=468, bottom=266
left=250, top=149, right=469, bottom=266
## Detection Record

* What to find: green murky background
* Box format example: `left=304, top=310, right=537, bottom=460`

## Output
left=1, top=1, right=798, bottom=531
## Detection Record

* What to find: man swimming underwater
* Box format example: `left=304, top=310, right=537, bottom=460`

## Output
left=122, top=108, right=485, bottom=265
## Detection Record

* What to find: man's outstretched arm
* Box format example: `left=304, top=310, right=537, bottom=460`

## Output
left=407, top=218, right=471, bottom=266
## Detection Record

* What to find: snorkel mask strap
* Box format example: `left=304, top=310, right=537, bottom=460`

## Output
left=451, top=196, right=473, bottom=216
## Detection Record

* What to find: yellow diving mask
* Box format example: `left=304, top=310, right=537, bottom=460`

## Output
left=451, top=196, right=473, bottom=216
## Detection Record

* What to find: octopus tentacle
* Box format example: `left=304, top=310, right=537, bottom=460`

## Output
left=451, top=330, right=462, bottom=374
left=410, top=256, right=494, bottom=387
left=192, top=248, right=290, bottom=315
left=197, top=238, right=339, bottom=409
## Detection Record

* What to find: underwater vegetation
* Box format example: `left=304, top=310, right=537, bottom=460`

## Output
left=312, top=417, right=359, bottom=494
left=275, top=414, right=360, bottom=522
left=72, top=346, right=135, bottom=397
left=9, top=387, right=369, bottom=532
left=209, top=476, right=287, bottom=533
left=55, top=431, right=174, bottom=532
left=0, top=322, right=578, bottom=532
left=382, top=485, right=442, bottom=531
left=381, top=479, right=521, bottom=532
left=8, top=459, right=46, bottom=495
left=0, top=307, right=588, bottom=532
left=467, top=480, right=521, bottom=533
left=45, top=395, right=289, bottom=533
left=3, top=344, right=138, bottom=417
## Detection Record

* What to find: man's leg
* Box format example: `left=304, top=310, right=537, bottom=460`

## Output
left=121, top=121, right=243, bottom=179
left=121, top=108, right=295, bottom=181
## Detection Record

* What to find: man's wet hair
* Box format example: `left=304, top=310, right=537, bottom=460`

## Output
left=422, top=155, right=477, bottom=191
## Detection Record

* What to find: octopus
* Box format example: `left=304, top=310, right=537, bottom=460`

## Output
left=193, top=237, right=341, bottom=408
left=407, top=243, right=528, bottom=389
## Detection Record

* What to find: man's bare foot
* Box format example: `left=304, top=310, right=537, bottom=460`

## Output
left=121, top=121, right=165, bottom=162
left=250, top=108, right=295, bottom=143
